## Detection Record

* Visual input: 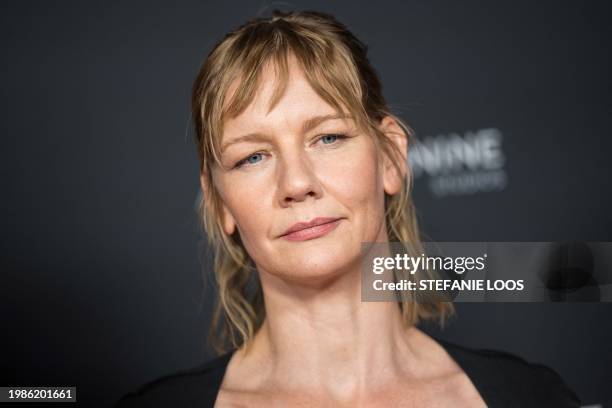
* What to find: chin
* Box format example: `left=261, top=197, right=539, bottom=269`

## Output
left=271, top=243, right=362, bottom=284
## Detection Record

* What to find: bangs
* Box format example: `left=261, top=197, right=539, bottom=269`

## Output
left=191, top=11, right=450, bottom=353
left=204, top=23, right=373, bottom=167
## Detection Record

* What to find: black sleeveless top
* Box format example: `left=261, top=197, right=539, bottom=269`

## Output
left=115, top=338, right=580, bottom=407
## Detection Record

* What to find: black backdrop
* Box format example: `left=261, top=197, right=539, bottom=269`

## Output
left=1, top=1, right=611, bottom=407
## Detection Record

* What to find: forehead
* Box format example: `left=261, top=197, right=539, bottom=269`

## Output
left=222, top=55, right=342, bottom=140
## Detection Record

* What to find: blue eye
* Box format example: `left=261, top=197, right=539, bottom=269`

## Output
left=318, top=133, right=350, bottom=145
left=235, top=153, right=263, bottom=168
left=321, top=134, right=339, bottom=144
left=246, top=153, right=263, bottom=164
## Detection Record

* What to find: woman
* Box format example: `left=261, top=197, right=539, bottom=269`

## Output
left=117, top=9, right=579, bottom=407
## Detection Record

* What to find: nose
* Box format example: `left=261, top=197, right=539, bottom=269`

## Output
left=277, top=149, right=323, bottom=207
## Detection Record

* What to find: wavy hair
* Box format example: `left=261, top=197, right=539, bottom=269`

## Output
left=191, top=9, right=454, bottom=354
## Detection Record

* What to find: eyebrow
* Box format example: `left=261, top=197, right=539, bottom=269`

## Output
left=220, top=113, right=352, bottom=154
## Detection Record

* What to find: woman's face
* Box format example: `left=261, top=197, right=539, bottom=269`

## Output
left=206, top=55, right=406, bottom=284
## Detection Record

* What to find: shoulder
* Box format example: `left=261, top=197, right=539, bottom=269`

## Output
left=437, top=339, right=581, bottom=407
left=114, top=352, right=233, bottom=408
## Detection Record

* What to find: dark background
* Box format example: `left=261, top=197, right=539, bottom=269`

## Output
left=1, top=1, right=611, bottom=406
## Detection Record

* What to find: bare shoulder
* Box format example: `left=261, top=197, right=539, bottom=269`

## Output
left=398, top=328, right=487, bottom=407
left=213, top=347, right=281, bottom=407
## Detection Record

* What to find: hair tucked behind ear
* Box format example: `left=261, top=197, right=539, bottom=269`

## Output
left=192, top=9, right=454, bottom=355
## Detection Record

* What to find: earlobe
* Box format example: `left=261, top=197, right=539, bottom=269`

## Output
left=379, top=116, right=409, bottom=196
left=220, top=205, right=237, bottom=236
left=200, top=173, right=236, bottom=236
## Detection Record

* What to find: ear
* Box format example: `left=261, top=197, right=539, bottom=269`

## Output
left=200, top=172, right=236, bottom=236
left=379, top=115, right=408, bottom=196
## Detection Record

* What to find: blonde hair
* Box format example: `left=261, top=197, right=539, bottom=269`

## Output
left=191, top=9, right=454, bottom=354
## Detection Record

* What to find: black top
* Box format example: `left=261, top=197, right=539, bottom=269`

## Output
left=115, top=338, right=580, bottom=407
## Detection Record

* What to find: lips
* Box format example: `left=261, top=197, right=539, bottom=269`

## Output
left=279, top=217, right=343, bottom=242
left=280, top=217, right=342, bottom=237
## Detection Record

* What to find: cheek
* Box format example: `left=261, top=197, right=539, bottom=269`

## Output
left=318, top=139, right=384, bottom=215
left=218, top=177, right=272, bottom=258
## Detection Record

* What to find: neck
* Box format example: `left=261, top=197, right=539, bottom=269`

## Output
left=236, top=264, right=425, bottom=401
